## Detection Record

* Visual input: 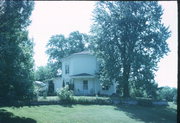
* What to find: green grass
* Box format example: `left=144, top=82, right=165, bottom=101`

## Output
left=0, top=103, right=177, bottom=123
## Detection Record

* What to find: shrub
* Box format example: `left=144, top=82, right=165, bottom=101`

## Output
left=173, top=95, right=177, bottom=104
left=43, top=91, right=47, bottom=99
left=73, top=96, right=112, bottom=105
left=73, top=97, right=92, bottom=104
left=157, top=86, right=177, bottom=102
left=57, top=85, right=74, bottom=103
left=137, top=97, right=153, bottom=106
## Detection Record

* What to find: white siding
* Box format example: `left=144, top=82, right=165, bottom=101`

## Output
left=71, top=55, right=97, bottom=75
left=61, top=52, right=116, bottom=96
left=73, top=78, right=99, bottom=95
left=62, top=58, right=71, bottom=83
left=53, top=77, right=62, bottom=92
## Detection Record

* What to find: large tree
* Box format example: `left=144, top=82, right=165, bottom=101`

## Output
left=46, top=31, right=89, bottom=76
left=0, top=0, right=34, bottom=104
left=157, top=86, right=177, bottom=102
left=91, top=1, right=170, bottom=98
left=35, top=66, right=54, bottom=82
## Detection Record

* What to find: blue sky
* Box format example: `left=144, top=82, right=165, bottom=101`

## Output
left=28, top=1, right=177, bottom=88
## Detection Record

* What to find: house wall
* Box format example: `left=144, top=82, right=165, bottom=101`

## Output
left=61, top=52, right=116, bottom=96
left=73, top=78, right=99, bottom=95
left=62, top=54, right=98, bottom=83
left=53, top=77, right=62, bottom=92
left=71, top=55, right=97, bottom=75
left=62, top=58, right=71, bottom=83
left=73, top=78, right=115, bottom=96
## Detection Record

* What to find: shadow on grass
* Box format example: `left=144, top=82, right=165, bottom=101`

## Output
left=0, top=109, right=37, bottom=123
left=115, top=105, right=177, bottom=123
left=61, top=103, right=74, bottom=108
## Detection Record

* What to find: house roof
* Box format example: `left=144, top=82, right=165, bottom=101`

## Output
left=72, top=51, right=92, bottom=55
left=61, top=50, right=93, bottom=62
left=71, top=73, right=93, bottom=76
left=71, top=73, right=95, bottom=79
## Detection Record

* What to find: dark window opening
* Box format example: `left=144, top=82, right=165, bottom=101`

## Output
left=102, top=85, right=109, bottom=90
left=66, top=82, right=69, bottom=85
left=83, top=80, right=88, bottom=90
left=65, top=65, right=69, bottom=74
left=48, top=80, right=55, bottom=96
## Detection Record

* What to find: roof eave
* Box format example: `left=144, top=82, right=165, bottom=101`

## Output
left=70, top=75, right=95, bottom=79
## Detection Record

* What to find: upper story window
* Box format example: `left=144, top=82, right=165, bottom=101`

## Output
left=65, top=65, right=69, bottom=74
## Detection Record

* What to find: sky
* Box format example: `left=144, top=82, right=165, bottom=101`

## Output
left=28, top=1, right=177, bottom=88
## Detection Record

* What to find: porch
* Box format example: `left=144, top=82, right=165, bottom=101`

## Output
left=70, top=73, right=99, bottom=96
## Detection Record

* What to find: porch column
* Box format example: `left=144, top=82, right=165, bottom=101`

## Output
left=94, top=78, right=97, bottom=95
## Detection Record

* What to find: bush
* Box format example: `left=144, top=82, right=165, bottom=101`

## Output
left=137, top=97, right=153, bottom=106
left=57, top=85, right=74, bottom=103
left=73, top=97, right=92, bottom=104
left=43, top=91, right=47, bottom=99
left=157, top=86, right=177, bottom=102
left=73, top=96, right=112, bottom=105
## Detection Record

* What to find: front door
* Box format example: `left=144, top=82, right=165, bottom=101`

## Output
left=83, top=80, right=88, bottom=95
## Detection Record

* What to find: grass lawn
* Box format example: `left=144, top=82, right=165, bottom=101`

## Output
left=0, top=103, right=177, bottom=123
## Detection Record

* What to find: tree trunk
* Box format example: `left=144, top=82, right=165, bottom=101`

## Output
left=122, top=64, right=131, bottom=98
left=123, top=76, right=130, bottom=97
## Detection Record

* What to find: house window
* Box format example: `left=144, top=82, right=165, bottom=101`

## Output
left=66, top=82, right=69, bottom=85
left=83, top=80, right=88, bottom=90
left=102, top=85, right=109, bottom=90
left=65, top=65, right=69, bottom=74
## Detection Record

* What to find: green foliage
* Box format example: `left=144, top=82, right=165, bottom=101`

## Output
left=91, top=1, right=170, bottom=98
left=130, top=81, right=158, bottom=99
left=57, top=86, right=74, bottom=103
left=36, top=96, right=112, bottom=105
left=42, top=91, right=47, bottom=99
left=33, top=81, right=48, bottom=95
left=157, top=86, right=177, bottom=101
left=73, top=96, right=112, bottom=105
left=46, top=31, right=89, bottom=77
left=0, top=0, right=35, bottom=105
left=35, top=66, right=54, bottom=81
left=130, top=87, right=147, bottom=98
left=136, top=98, right=153, bottom=106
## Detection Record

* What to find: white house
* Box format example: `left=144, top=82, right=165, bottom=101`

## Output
left=53, top=51, right=116, bottom=96
left=53, top=77, right=62, bottom=92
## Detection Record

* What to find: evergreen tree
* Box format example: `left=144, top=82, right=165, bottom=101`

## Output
left=0, top=0, right=34, bottom=105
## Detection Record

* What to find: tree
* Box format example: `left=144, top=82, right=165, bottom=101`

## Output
left=35, top=66, right=54, bottom=81
left=91, top=1, right=170, bottom=98
left=46, top=31, right=89, bottom=76
left=158, top=86, right=177, bottom=101
left=0, top=0, right=34, bottom=105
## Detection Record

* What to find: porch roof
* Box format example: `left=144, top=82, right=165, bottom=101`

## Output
left=70, top=73, right=95, bottom=79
